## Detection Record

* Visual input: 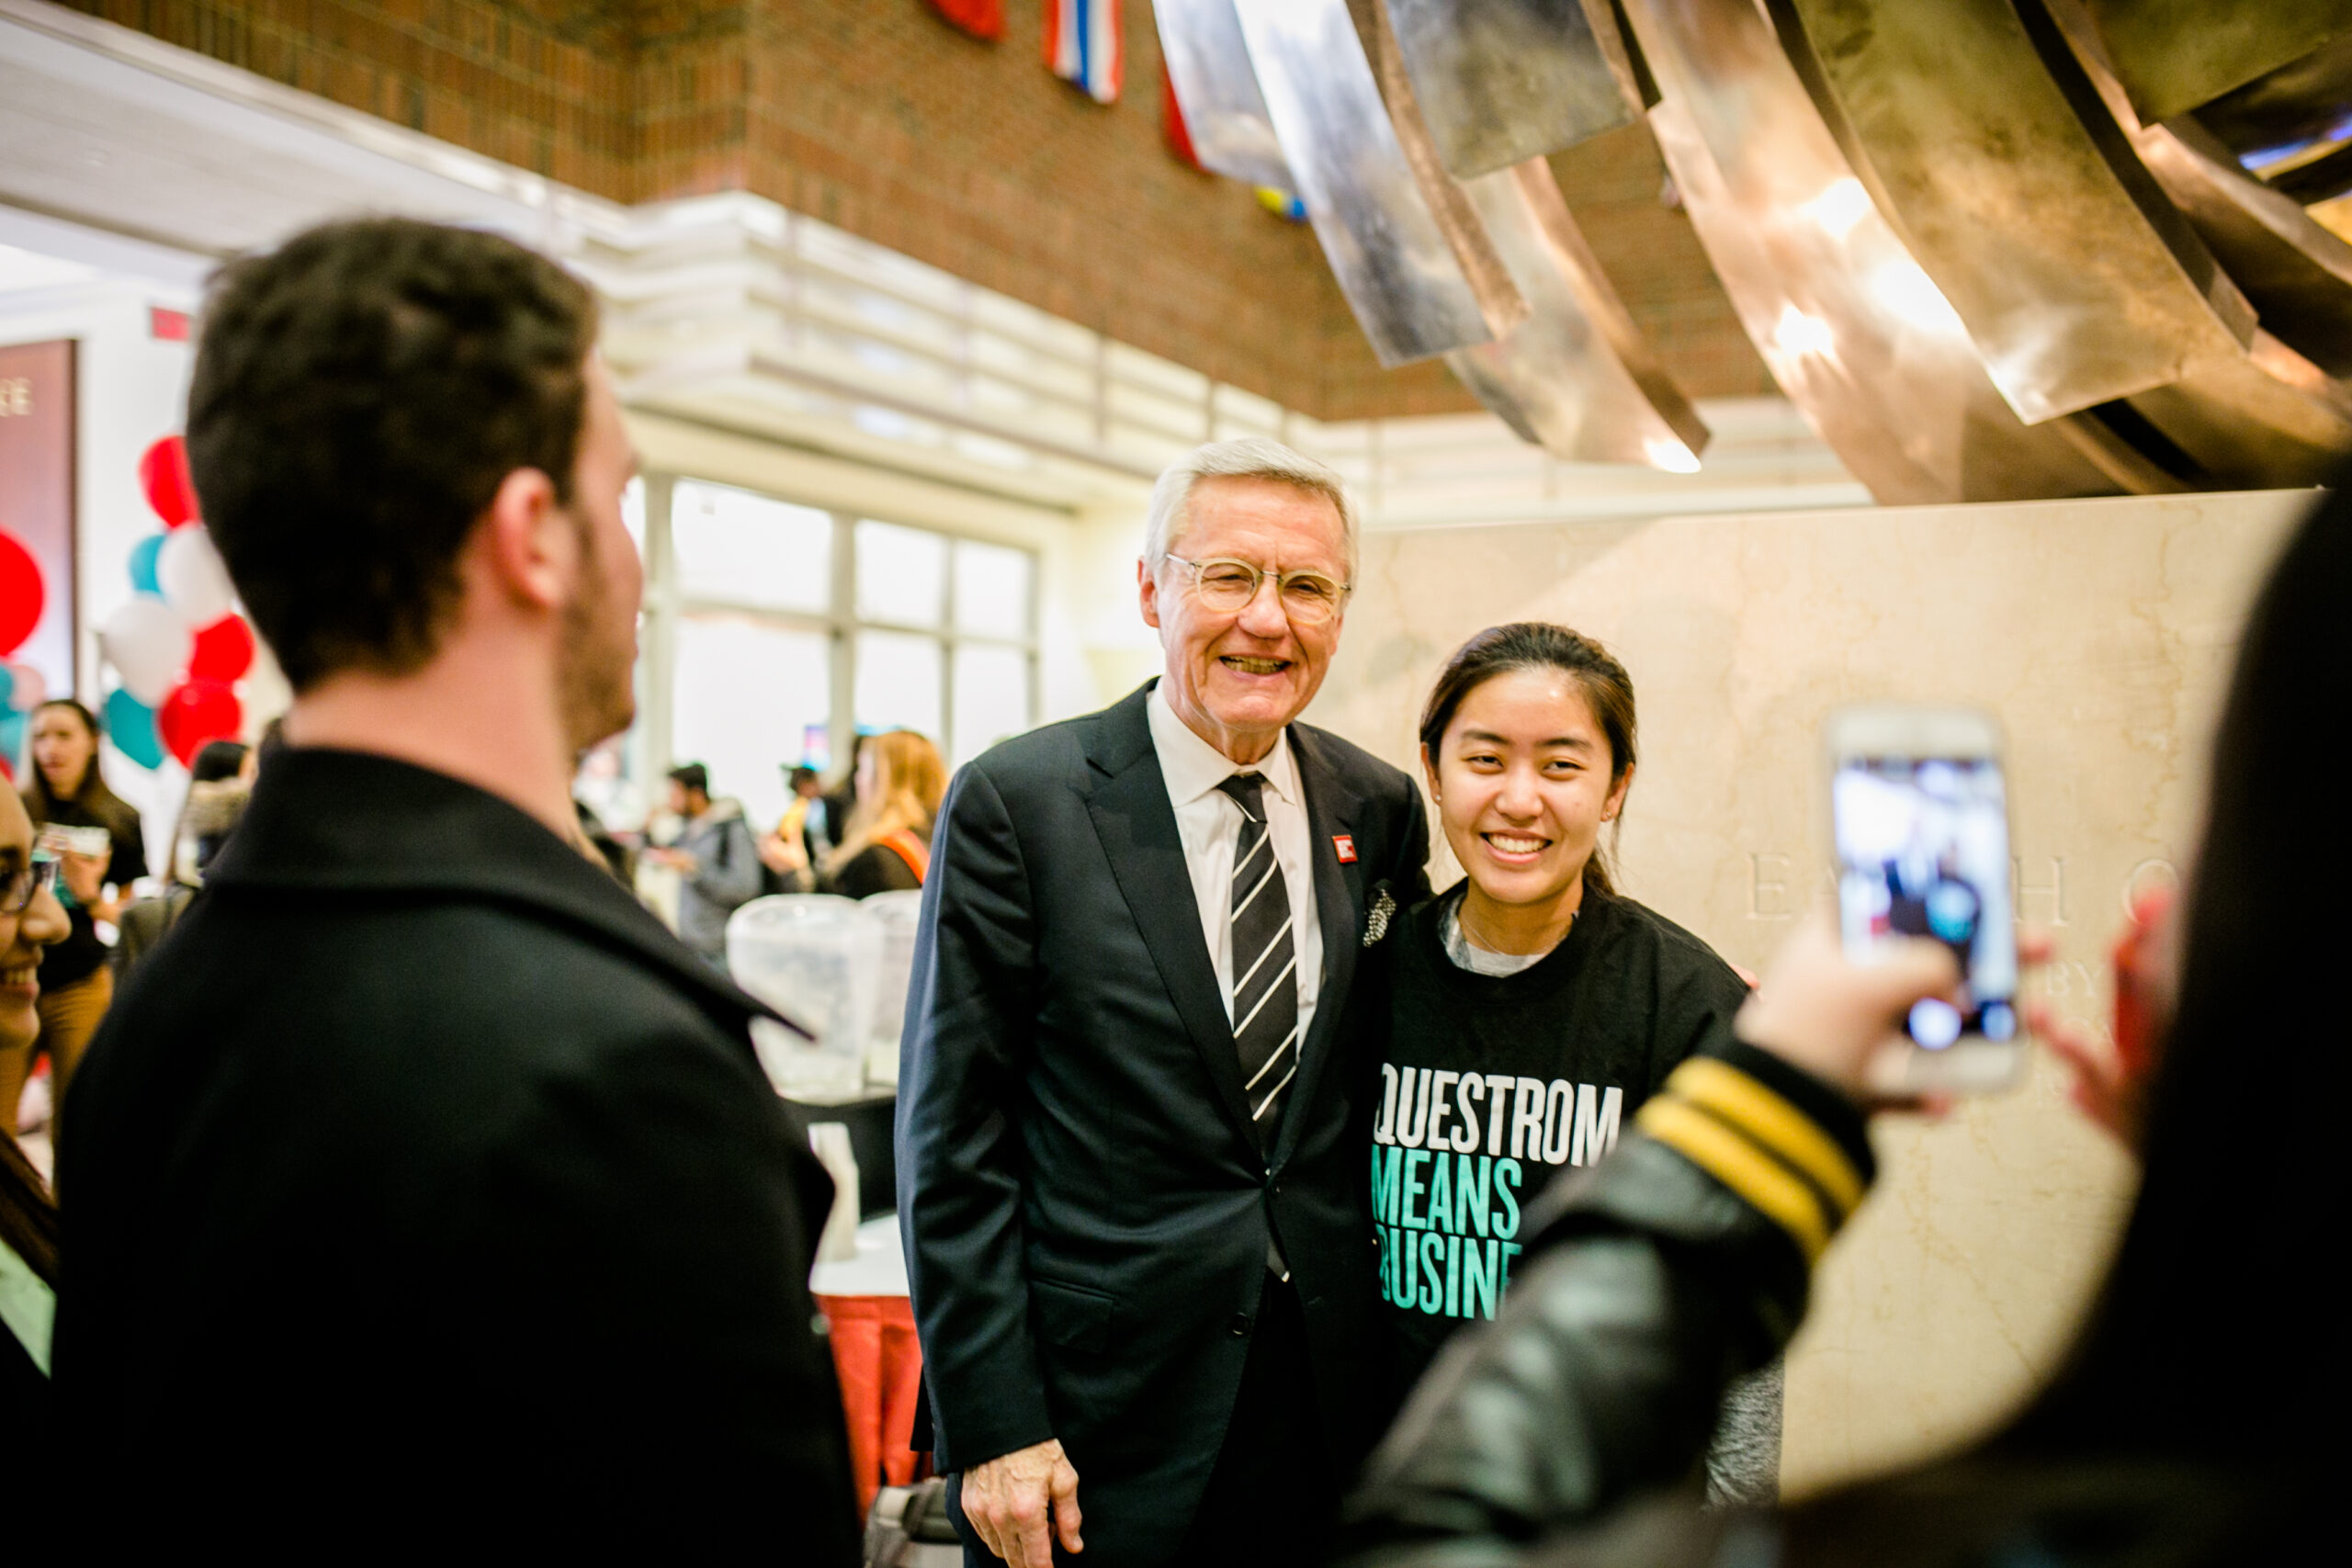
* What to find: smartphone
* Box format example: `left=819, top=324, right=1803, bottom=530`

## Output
left=1826, top=705, right=2023, bottom=1094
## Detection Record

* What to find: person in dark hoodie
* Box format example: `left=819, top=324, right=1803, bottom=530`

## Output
left=648, top=761, right=763, bottom=970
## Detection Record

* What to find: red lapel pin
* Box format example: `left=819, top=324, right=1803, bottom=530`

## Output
left=1332, top=834, right=1358, bottom=863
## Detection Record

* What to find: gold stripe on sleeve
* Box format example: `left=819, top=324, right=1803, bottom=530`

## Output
left=1634, top=1098, right=1832, bottom=1263
left=1666, top=1057, right=1866, bottom=1221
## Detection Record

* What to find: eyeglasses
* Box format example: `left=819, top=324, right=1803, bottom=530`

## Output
left=1164, top=554, right=1351, bottom=626
left=5, top=852, right=60, bottom=915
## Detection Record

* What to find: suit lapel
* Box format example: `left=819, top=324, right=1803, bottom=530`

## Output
left=1082, top=689, right=1261, bottom=1149
left=1273, top=726, right=1365, bottom=1171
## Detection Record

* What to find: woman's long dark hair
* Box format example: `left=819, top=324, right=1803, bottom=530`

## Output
left=19, top=698, right=137, bottom=830
left=2008, top=490, right=2344, bottom=1459
left=1418, top=623, right=1637, bottom=897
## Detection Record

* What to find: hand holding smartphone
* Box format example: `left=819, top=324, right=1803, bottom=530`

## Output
left=1826, top=705, right=2024, bottom=1095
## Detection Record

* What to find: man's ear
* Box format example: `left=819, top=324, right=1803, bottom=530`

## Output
left=476, top=467, right=568, bottom=610
left=1137, top=557, right=1161, bottom=631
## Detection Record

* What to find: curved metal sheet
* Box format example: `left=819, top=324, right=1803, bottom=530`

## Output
left=2136, top=118, right=2352, bottom=378
left=1232, top=0, right=1498, bottom=367
left=1618, top=0, right=2125, bottom=503
left=2126, top=332, right=2352, bottom=487
left=1154, top=0, right=1295, bottom=192
left=1446, top=158, right=1711, bottom=468
left=2080, top=0, right=2352, bottom=124
left=1381, top=0, right=1634, bottom=179
left=1770, top=0, right=2253, bottom=424
left=1365, top=0, right=1531, bottom=340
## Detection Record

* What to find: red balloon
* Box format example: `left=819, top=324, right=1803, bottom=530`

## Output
left=0, top=530, right=40, bottom=657
left=138, top=435, right=200, bottom=528
left=188, top=614, right=255, bottom=683
left=157, top=679, right=243, bottom=769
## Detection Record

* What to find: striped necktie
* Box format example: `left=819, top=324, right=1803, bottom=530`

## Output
left=1219, top=773, right=1298, bottom=1147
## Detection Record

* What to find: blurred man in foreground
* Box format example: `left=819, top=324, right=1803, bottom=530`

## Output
left=54, top=219, right=860, bottom=1551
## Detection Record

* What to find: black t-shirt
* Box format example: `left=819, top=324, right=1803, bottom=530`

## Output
left=1370, top=881, right=1748, bottom=1388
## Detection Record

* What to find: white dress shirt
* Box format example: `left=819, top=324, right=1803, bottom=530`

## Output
left=1148, top=684, right=1323, bottom=1046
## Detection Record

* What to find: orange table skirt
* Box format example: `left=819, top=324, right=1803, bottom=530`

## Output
left=816, top=1292, right=930, bottom=1513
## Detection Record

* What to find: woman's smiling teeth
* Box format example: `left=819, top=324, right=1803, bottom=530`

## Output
left=1484, top=832, right=1550, bottom=857
left=2, top=964, right=37, bottom=989
left=1220, top=655, right=1289, bottom=675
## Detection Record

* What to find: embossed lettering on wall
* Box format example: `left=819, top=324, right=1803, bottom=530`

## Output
left=1746, top=852, right=2176, bottom=927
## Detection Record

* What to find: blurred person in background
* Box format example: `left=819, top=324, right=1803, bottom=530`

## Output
left=12, top=699, right=149, bottom=1124
left=1337, top=491, right=2346, bottom=1566
left=757, top=762, right=828, bottom=897
left=112, top=740, right=255, bottom=981
left=1, top=787, right=74, bottom=1429
left=765, top=729, right=945, bottom=897
left=53, top=216, right=859, bottom=1551
left=645, top=761, right=763, bottom=969
left=1375, top=622, right=1775, bottom=1505
left=820, top=732, right=867, bottom=872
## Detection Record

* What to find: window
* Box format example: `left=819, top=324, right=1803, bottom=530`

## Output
left=637, top=479, right=1039, bottom=827
left=855, top=519, right=948, bottom=626
left=674, top=480, right=833, bottom=613
left=854, top=629, right=944, bottom=739
left=673, top=615, right=831, bottom=829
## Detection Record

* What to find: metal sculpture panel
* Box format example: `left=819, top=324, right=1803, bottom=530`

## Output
left=1233, top=0, right=1498, bottom=366
left=2081, top=0, right=2352, bottom=124
left=1447, top=159, right=1711, bottom=467
left=1154, top=0, right=1295, bottom=192
left=1773, top=0, right=2254, bottom=424
left=1621, top=0, right=2123, bottom=502
left=1382, top=0, right=1635, bottom=178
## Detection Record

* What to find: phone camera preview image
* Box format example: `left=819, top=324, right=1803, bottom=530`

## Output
left=1834, top=757, right=2018, bottom=1048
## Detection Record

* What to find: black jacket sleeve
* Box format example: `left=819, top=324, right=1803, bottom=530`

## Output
left=895, top=763, right=1054, bottom=1471
left=1340, top=1042, right=1874, bottom=1563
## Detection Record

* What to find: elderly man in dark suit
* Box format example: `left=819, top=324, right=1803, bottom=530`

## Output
left=53, top=219, right=859, bottom=1551
left=899, top=439, right=1430, bottom=1566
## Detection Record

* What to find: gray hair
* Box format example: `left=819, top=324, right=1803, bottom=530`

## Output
left=1143, top=437, right=1359, bottom=582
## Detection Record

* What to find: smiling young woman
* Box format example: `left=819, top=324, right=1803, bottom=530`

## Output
left=1365, top=623, right=1775, bottom=1501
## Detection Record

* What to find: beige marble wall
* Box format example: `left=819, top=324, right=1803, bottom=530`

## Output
left=1306, top=488, right=2312, bottom=1494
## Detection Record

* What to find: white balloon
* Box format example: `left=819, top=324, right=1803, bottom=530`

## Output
left=156, top=525, right=237, bottom=626
left=100, top=595, right=193, bottom=706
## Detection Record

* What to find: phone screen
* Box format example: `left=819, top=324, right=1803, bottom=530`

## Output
left=1833, top=755, right=2018, bottom=1048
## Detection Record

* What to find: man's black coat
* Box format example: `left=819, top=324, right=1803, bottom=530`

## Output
left=897, top=682, right=1430, bottom=1562
left=54, top=749, right=861, bottom=1550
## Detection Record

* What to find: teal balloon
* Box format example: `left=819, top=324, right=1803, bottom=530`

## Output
left=104, top=687, right=165, bottom=770
left=129, top=534, right=165, bottom=596
left=0, top=709, right=22, bottom=764
left=0, top=665, right=13, bottom=714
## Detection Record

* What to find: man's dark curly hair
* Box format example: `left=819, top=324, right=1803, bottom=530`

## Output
left=186, top=218, right=599, bottom=691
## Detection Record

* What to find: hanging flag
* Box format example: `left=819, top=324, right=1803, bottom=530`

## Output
left=1162, top=59, right=1201, bottom=168
left=1046, top=0, right=1122, bottom=104
left=922, top=0, right=1004, bottom=41
left=1255, top=186, right=1308, bottom=223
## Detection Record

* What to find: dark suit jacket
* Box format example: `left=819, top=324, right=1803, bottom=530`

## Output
left=897, top=682, right=1430, bottom=1562
left=54, top=749, right=862, bottom=1551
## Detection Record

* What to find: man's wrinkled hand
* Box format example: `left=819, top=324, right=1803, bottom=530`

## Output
left=964, top=1438, right=1082, bottom=1567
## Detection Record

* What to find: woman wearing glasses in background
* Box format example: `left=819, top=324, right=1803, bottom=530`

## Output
left=1366, top=624, right=1774, bottom=1503
left=2, top=787, right=76, bottom=1431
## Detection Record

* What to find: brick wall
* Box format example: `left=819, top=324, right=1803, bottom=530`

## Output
left=59, top=0, right=1770, bottom=420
